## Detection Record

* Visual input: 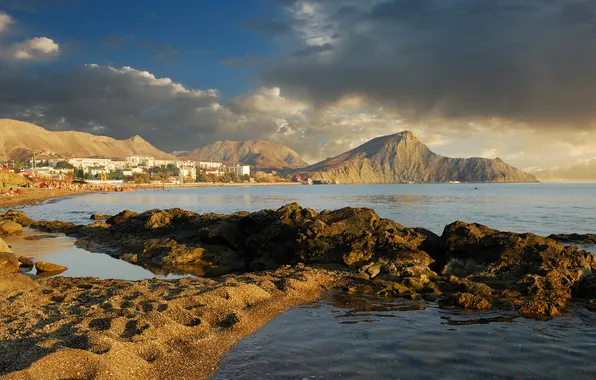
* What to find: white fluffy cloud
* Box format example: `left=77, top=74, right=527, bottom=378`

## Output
left=0, top=12, right=60, bottom=61
left=10, top=37, right=60, bottom=60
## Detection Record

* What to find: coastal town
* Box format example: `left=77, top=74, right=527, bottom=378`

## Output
left=2, top=155, right=253, bottom=185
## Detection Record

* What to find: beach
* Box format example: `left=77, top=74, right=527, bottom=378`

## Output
left=0, top=267, right=339, bottom=379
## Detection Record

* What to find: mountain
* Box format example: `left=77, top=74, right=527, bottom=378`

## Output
left=301, top=131, right=537, bottom=183
left=0, top=119, right=172, bottom=160
left=179, top=140, right=308, bottom=169
left=531, top=160, right=596, bottom=182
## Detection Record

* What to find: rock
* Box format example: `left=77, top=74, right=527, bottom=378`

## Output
left=360, top=262, right=381, bottom=279
left=519, top=300, right=559, bottom=319
left=0, top=252, right=19, bottom=274
left=90, top=213, right=110, bottom=220
left=106, top=210, right=138, bottom=225
left=24, top=235, right=58, bottom=241
left=87, top=221, right=111, bottom=229
left=548, top=233, right=596, bottom=244
left=442, top=220, right=596, bottom=311
left=0, top=273, right=38, bottom=291
left=18, top=256, right=35, bottom=267
left=453, top=292, right=491, bottom=310
left=122, top=253, right=138, bottom=263
left=143, top=210, right=172, bottom=230
left=35, top=261, right=68, bottom=273
left=0, top=237, right=12, bottom=253
left=0, top=220, right=23, bottom=235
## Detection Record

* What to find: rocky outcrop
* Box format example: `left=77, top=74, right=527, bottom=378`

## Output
left=1, top=205, right=594, bottom=319
left=442, top=221, right=596, bottom=317
left=301, top=131, right=537, bottom=183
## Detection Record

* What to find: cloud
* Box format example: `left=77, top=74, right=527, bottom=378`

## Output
left=0, top=12, right=13, bottom=35
left=0, top=64, right=311, bottom=152
left=9, top=37, right=60, bottom=60
left=2, top=63, right=596, bottom=173
left=229, top=87, right=308, bottom=116
left=261, top=0, right=596, bottom=131
left=0, top=12, right=60, bottom=61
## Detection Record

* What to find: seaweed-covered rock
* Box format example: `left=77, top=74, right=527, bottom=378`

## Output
left=442, top=220, right=596, bottom=317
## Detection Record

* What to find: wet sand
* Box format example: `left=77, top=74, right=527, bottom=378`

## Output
left=0, top=188, right=92, bottom=209
left=0, top=267, right=340, bottom=379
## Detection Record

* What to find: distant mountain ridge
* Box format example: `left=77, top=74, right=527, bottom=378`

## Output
left=0, top=119, right=172, bottom=160
left=301, top=131, right=537, bottom=183
left=179, top=140, right=308, bottom=169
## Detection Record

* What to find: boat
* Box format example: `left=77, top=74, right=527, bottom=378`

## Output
left=446, top=181, right=461, bottom=184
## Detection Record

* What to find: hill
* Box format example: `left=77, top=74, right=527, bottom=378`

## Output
left=0, top=119, right=172, bottom=160
left=179, top=140, right=308, bottom=169
left=301, top=131, right=537, bottom=183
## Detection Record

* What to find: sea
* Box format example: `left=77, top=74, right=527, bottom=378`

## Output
left=3, top=182, right=596, bottom=379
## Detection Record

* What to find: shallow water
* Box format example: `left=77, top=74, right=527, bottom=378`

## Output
left=214, top=292, right=596, bottom=380
left=3, top=229, right=188, bottom=280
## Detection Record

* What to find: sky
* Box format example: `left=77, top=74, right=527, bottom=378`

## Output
left=1, top=0, right=596, bottom=179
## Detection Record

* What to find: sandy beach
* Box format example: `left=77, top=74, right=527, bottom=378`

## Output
left=0, top=267, right=339, bottom=379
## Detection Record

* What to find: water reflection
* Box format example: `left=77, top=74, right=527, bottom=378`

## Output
left=3, top=229, right=189, bottom=280
left=214, top=291, right=596, bottom=379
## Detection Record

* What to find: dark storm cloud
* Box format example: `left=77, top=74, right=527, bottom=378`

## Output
left=0, top=64, right=309, bottom=153
left=263, top=0, right=596, bottom=128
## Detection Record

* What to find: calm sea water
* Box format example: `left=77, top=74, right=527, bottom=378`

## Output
left=15, top=183, right=596, bottom=235
left=214, top=292, right=596, bottom=380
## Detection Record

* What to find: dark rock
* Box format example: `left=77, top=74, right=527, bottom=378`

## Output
left=442, top=220, right=596, bottom=311
left=0, top=220, right=23, bottom=235
left=548, top=233, right=596, bottom=244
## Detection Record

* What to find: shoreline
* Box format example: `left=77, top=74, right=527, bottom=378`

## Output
left=0, top=268, right=340, bottom=380
left=0, top=189, right=94, bottom=210
left=0, top=182, right=301, bottom=210
left=1, top=203, right=596, bottom=378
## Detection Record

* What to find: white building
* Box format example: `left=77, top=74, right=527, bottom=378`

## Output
left=227, top=165, right=250, bottom=177
left=198, top=161, right=223, bottom=169
left=180, top=167, right=197, bottom=180
left=125, top=156, right=154, bottom=167
left=68, top=158, right=112, bottom=169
